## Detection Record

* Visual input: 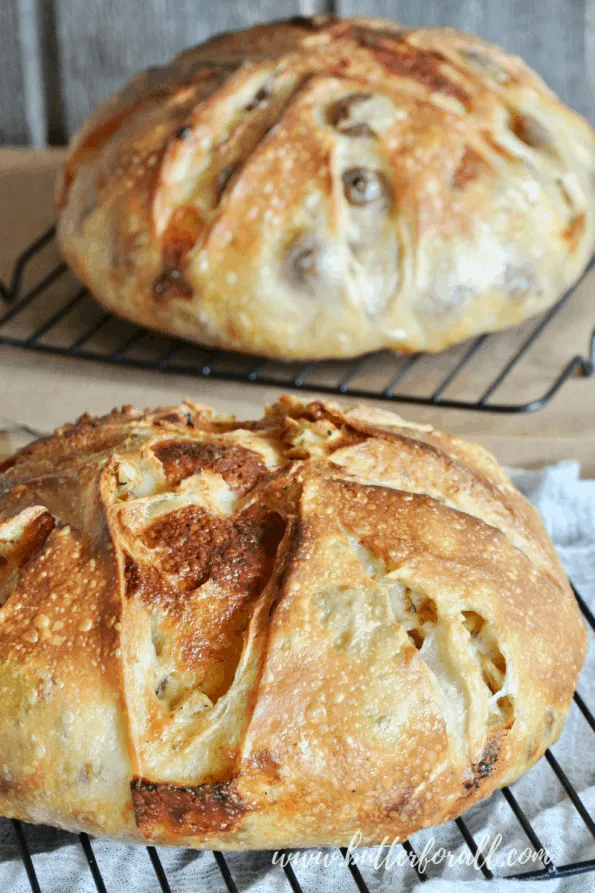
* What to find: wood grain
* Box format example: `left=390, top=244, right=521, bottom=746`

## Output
left=52, top=0, right=306, bottom=137
left=0, top=0, right=28, bottom=144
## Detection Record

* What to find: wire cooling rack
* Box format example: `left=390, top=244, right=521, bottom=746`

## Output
left=1, top=227, right=594, bottom=413
left=4, top=581, right=595, bottom=892
left=1, top=228, right=595, bottom=890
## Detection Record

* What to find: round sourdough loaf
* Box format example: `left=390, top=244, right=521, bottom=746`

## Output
left=0, top=397, right=586, bottom=847
left=57, top=17, right=595, bottom=361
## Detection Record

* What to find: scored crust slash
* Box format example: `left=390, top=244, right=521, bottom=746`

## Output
left=131, top=778, right=249, bottom=838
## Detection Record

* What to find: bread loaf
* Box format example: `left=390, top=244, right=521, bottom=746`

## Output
left=57, top=16, right=595, bottom=361
left=0, top=397, right=586, bottom=848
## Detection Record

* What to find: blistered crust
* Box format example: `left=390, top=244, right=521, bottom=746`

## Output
left=0, top=397, right=587, bottom=848
left=57, top=16, right=595, bottom=360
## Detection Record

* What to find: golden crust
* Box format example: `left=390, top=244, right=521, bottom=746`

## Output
left=0, top=397, right=586, bottom=848
left=57, top=16, right=595, bottom=360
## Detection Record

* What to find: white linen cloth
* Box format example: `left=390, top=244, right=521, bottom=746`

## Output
left=0, top=461, right=594, bottom=893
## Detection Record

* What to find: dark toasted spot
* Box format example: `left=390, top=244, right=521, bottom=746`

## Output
left=161, top=206, right=204, bottom=268
left=176, top=125, right=193, bottom=140
left=130, top=505, right=286, bottom=702
left=245, top=86, right=271, bottom=112
left=342, top=167, right=392, bottom=207
left=152, top=439, right=266, bottom=494
left=0, top=776, right=15, bottom=797
left=76, top=763, right=94, bottom=785
left=154, top=409, right=195, bottom=428
left=511, top=114, right=552, bottom=150
left=15, top=511, right=55, bottom=570
left=155, top=676, right=170, bottom=698
left=154, top=205, right=204, bottom=302
left=251, top=749, right=281, bottom=781
left=335, top=122, right=374, bottom=138
left=380, top=785, right=413, bottom=818
left=142, top=506, right=224, bottom=590
left=214, top=164, right=238, bottom=204
left=123, top=553, right=139, bottom=592
left=474, top=738, right=500, bottom=778
left=291, top=401, right=327, bottom=422
left=123, top=552, right=163, bottom=601
left=327, top=93, right=375, bottom=137
left=153, top=268, right=193, bottom=301
left=0, top=510, right=55, bottom=607
left=142, top=504, right=285, bottom=594
left=452, top=147, right=486, bottom=189
left=563, top=213, right=586, bottom=252
left=131, top=776, right=248, bottom=837
left=464, top=737, right=500, bottom=790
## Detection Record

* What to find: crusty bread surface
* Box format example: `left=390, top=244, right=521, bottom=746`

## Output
left=0, top=397, right=586, bottom=848
left=57, top=16, right=595, bottom=361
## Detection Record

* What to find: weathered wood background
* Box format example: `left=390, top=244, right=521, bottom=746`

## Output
left=2, top=0, right=595, bottom=145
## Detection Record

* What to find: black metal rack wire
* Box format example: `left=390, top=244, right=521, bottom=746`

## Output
left=0, top=227, right=594, bottom=413
left=4, top=581, right=595, bottom=891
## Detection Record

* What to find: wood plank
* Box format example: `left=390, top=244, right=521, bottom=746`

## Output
left=52, top=0, right=308, bottom=138
left=336, top=0, right=594, bottom=122
left=0, top=0, right=28, bottom=144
